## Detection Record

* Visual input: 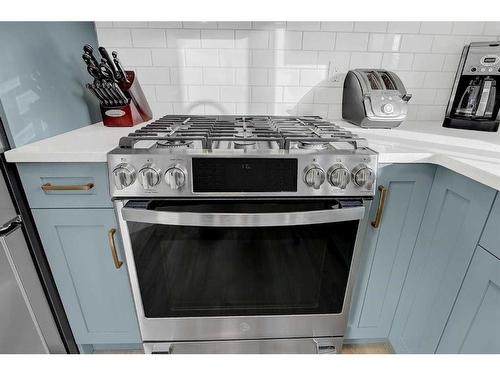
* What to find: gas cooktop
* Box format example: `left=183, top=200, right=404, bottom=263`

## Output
left=108, top=115, right=378, bottom=198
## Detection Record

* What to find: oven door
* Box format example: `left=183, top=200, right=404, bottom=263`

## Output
left=115, top=199, right=369, bottom=342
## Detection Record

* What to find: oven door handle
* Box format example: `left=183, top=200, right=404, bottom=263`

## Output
left=121, top=205, right=365, bottom=227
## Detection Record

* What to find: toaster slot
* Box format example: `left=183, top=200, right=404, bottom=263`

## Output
left=379, top=72, right=397, bottom=90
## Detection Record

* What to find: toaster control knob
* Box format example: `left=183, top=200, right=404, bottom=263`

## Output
left=382, top=103, right=394, bottom=114
left=352, top=164, right=375, bottom=190
left=138, top=164, right=161, bottom=189
left=112, top=163, right=136, bottom=190
left=327, top=164, right=350, bottom=189
left=165, top=164, right=187, bottom=190
left=303, top=164, right=326, bottom=190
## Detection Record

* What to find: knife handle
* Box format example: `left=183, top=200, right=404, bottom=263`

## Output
left=98, top=47, right=119, bottom=80
left=83, top=44, right=100, bottom=67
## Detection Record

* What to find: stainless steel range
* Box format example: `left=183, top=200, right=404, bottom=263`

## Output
left=108, top=115, right=377, bottom=354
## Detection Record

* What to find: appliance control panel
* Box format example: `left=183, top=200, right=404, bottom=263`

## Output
left=108, top=152, right=378, bottom=198
left=464, top=46, right=500, bottom=75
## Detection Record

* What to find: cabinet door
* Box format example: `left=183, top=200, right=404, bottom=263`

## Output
left=32, top=208, right=140, bottom=345
left=346, top=164, right=436, bottom=340
left=437, top=246, right=500, bottom=353
left=389, top=167, right=496, bottom=353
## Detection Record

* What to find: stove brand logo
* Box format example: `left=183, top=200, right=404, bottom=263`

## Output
left=239, top=322, right=251, bottom=332
left=241, top=163, right=252, bottom=170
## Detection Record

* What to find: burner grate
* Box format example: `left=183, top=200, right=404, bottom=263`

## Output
left=117, top=115, right=367, bottom=150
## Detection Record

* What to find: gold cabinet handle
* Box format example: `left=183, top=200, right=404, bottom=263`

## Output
left=107, top=229, right=123, bottom=269
left=371, top=185, right=388, bottom=228
left=41, top=183, right=94, bottom=191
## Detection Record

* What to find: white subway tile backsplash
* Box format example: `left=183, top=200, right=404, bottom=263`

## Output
left=112, top=48, right=152, bottom=67
left=387, top=22, right=420, bottom=34
left=188, top=85, right=220, bottom=101
left=235, top=68, right=268, bottom=86
left=185, top=49, right=219, bottom=66
left=423, top=72, right=455, bottom=88
left=442, top=54, right=461, bottom=72
left=317, top=52, right=351, bottom=70
left=314, top=87, right=342, bottom=104
left=251, top=86, right=283, bottom=103
left=183, top=22, right=217, bottom=29
left=219, top=49, right=250, bottom=67
left=381, top=53, right=414, bottom=70
left=409, top=88, right=437, bottom=105
left=152, top=49, right=184, bottom=66
left=354, top=22, right=387, bottom=33
left=97, top=28, right=132, bottom=47
left=270, top=31, right=303, bottom=50
left=170, top=67, right=203, bottom=85
left=278, top=50, right=318, bottom=68
left=97, top=21, right=500, bottom=121
left=283, top=86, right=314, bottom=103
left=218, top=22, right=252, bottom=29
left=336, top=33, right=369, bottom=51
left=452, top=22, right=485, bottom=35
left=156, top=86, right=188, bottom=102
left=95, top=22, right=113, bottom=28
left=236, top=103, right=267, bottom=114
left=368, top=34, right=402, bottom=52
left=483, top=22, right=500, bottom=36
left=252, top=21, right=286, bottom=30
left=148, top=22, right=183, bottom=29
left=320, top=22, right=354, bottom=32
left=272, top=68, right=300, bottom=86
left=412, top=54, right=445, bottom=71
left=420, top=22, right=453, bottom=35
left=113, top=22, right=148, bottom=28
left=167, top=29, right=201, bottom=48
left=201, top=30, right=235, bottom=49
left=136, top=67, right=170, bottom=84
left=299, top=69, right=328, bottom=86
left=400, top=34, right=433, bottom=52
left=302, top=32, right=335, bottom=51
left=431, top=35, right=466, bottom=53
left=220, top=86, right=250, bottom=102
left=286, top=22, right=321, bottom=31
left=349, top=52, right=383, bottom=69
left=203, top=67, right=235, bottom=85
left=131, top=29, right=166, bottom=48
left=235, top=30, right=269, bottom=49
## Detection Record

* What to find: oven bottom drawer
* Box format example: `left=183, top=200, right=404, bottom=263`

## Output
left=144, top=337, right=343, bottom=354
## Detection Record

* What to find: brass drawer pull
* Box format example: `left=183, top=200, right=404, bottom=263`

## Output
left=371, top=185, right=388, bottom=228
left=41, top=183, right=94, bottom=191
left=107, top=228, right=123, bottom=269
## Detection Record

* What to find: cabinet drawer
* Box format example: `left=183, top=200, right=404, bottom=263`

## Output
left=16, top=163, right=112, bottom=208
left=480, top=193, right=500, bottom=259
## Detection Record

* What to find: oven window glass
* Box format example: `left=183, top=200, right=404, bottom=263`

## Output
left=126, top=201, right=359, bottom=318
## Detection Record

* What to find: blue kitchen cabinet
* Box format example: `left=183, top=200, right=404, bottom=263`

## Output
left=437, top=246, right=500, bottom=353
left=31, top=208, right=140, bottom=346
left=346, top=164, right=436, bottom=341
left=389, top=167, right=496, bottom=353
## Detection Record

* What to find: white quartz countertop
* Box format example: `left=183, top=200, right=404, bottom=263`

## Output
left=5, top=119, right=500, bottom=191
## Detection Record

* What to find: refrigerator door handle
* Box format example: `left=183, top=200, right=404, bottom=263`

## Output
left=0, top=215, right=22, bottom=236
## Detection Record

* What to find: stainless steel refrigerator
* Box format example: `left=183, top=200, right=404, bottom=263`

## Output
left=0, top=118, right=77, bottom=353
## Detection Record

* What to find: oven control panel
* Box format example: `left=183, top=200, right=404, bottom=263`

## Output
left=108, top=151, right=378, bottom=198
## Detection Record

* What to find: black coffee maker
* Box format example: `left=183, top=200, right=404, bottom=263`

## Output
left=444, top=42, right=500, bottom=132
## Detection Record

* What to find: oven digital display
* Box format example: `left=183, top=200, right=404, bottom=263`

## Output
left=192, top=158, right=298, bottom=192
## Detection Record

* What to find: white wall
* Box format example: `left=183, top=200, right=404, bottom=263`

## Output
left=95, top=21, right=500, bottom=120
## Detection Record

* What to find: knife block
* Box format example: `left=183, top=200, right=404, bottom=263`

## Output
left=101, top=70, right=153, bottom=127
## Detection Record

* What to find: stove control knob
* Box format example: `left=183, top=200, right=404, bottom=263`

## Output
left=352, top=164, right=375, bottom=189
left=327, top=164, right=350, bottom=189
left=165, top=164, right=187, bottom=190
left=138, top=164, right=161, bottom=189
left=303, top=163, right=326, bottom=190
left=112, top=163, right=136, bottom=190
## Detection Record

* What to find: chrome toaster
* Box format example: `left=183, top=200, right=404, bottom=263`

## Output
left=342, top=69, right=412, bottom=128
